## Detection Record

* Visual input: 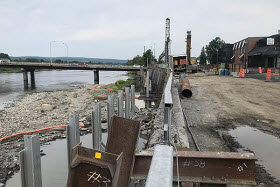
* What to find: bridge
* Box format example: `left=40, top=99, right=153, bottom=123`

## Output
left=0, top=62, right=142, bottom=89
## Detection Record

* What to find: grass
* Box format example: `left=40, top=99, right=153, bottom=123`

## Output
left=0, top=68, right=22, bottom=73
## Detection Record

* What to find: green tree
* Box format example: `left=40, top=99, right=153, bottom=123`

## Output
left=25, top=58, right=39, bottom=62
left=54, top=59, right=63, bottom=63
left=0, top=53, right=10, bottom=60
left=205, top=37, right=226, bottom=64
left=40, top=59, right=44, bottom=62
left=142, top=49, right=154, bottom=66
left=199, top=46, right=207, bottom=65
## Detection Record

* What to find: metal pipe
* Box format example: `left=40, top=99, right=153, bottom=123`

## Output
left=181, top=78, right=192, bottom=98
left=145, top=144, right=173, bottom=187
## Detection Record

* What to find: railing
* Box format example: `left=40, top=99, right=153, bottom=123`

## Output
left=145, top=70, right=174, bottom=187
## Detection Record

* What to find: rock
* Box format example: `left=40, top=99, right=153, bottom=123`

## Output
left=95, top=95, right=108, bottom=100
left=41, top=104, right=53, bottom=111
left=135, top=114, right=152, bottom=123
left=0, top=182, right=4, bottom=187
left=79, top=117, right=86, bottom=122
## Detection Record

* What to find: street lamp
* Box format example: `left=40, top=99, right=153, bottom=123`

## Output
left=62, top=42, right=68, bottom=63
left=50, top=41, right=56, bottom=65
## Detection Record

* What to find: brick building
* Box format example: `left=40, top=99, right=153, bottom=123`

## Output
left=231, top=37, right=265, bottom=68
left=248, top=34, right=280, bottom=68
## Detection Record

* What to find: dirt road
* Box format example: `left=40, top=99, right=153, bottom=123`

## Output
left=181, top=73, right=280, bottom=186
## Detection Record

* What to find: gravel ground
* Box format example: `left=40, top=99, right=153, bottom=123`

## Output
left=0, top=84, right=113, bottom=186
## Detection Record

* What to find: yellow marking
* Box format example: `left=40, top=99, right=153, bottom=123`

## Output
left=95, top=152, right=101, bottom=159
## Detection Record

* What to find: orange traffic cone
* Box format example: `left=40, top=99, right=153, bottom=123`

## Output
left=266, top=69, right=271, bottom=81
left=259, top=67, right=262, bottom=74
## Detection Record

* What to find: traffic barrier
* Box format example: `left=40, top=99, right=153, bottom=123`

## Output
left=266, top=68, right=271, bottom=81
left=239, top=69, right=245, bottom=78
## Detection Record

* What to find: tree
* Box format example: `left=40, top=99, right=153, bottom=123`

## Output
left=142, top=49, right=154, bottom=66
left=199, top=47, right=207, bottom=65
left=0, top=53, right=10, bottom=60
left=25, top=58, right=39, bottom=62
left=54, top=59, right=63, bottom=63
left=205, top=37, right=226, bottom=64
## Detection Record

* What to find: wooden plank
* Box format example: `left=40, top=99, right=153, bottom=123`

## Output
left=106, top=116, right=140, bottom=187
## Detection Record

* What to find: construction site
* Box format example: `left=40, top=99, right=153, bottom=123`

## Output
left=0, top=17, right=280, bottom=187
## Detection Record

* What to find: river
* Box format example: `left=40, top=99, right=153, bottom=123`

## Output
left=0, top=70, right=128, bottom=110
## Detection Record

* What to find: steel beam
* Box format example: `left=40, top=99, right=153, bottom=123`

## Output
left=92, top=102, right=102, bottom=151
left=20, top=135, right=42, bottom=187
left=131, top=84, right=135, bottom=116
left=106, top=116, right=141, bottom=187
left=164, top=72, right=173, bottom=107
left=67, top=114, right=80, bottom=165
left=67, top=144, right=123, bottom=187
left=117, top=91, right=124, bottom=117
left=107, top=95, right=115, bottom=131
left=145, top=145, right=173, bottom=187
left=132, top=150, right=256, bottom=185
left=125, top=87, right=130, bottom=118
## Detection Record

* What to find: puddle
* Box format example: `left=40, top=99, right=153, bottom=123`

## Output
left=229, top=126, right=280, bottom=180
left=5, top=133, right=147, bottom=187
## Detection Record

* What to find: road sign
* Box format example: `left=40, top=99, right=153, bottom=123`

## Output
left=267, top=38, right=274, bottom=45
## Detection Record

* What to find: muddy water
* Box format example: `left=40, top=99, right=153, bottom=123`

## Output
left=5, top=133, right=147, bottom=187
left=229, top=126, right=280, bottom=180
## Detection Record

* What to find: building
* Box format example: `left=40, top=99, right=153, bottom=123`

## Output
left=232, top=37, right=265, bottom=68
left=248, top=33, right=280, bottom=68
left=221, top=44, right=233, bottom=64
left=0, top=58, right=11, bottom=63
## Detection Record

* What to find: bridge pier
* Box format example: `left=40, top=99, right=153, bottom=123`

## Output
left=30, top=70, right=35, bottom=89
left=94, top=70, right=99, bottom=84
left=22, top=69, right=36, bottom=89
left=23, top=70, right=28, bottom=89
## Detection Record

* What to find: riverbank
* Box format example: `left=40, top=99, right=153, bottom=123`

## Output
left=0, top=68, right=21, bottom=73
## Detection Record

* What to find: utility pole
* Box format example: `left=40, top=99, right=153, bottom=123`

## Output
left=63, top=42, right=68, bottom=63
left=50, top=41, right=55, bottom=65
left=154, top=43, right=156, bottom=59
left=165, top=18, right=170, bottom=67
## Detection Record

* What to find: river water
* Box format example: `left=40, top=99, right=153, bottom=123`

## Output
left=0, top=70, right=128, bottom=110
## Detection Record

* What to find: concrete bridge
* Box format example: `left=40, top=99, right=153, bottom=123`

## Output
left=0, top=62, right=142, bottom=89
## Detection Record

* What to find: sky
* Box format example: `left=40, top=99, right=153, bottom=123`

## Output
left=0, top=0, right=280, bottom=60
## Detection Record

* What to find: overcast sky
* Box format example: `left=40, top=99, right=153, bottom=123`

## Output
left=0, top=0, right=280, bottom=60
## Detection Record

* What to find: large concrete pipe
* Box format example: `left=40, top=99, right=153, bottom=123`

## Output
left=181, top=78, right=192, bottom=98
